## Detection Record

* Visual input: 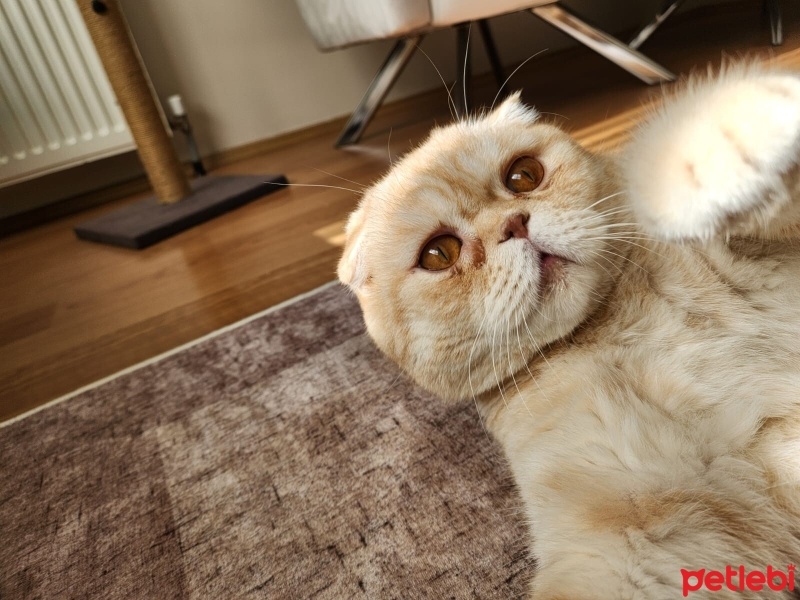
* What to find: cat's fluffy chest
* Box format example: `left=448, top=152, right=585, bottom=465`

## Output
left=488, top=239, right=800, bottom=496
left=476, top=243, right=800, bottom=596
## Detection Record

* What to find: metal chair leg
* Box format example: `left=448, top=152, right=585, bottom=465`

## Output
left=629, top=0, right=686, bottom=49
left=453, top=23, right=472, bottom=118
left=335, top=35, right=422, bottom=147
left=531, top=3, right=674, bottom=85
left=765, top=0, right=783, bottom=46
left=478, top=20, right=506, bottom=88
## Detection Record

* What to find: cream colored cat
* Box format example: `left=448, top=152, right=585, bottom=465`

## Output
left=338, top=66, right=800, bottom=599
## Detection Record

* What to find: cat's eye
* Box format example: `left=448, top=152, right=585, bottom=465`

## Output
left=418, top=235, right=462, bottom=271
left=505, top=156, right=544, bottom=193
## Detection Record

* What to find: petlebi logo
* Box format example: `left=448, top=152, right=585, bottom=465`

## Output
left=681, top=565, right=796, bottom=596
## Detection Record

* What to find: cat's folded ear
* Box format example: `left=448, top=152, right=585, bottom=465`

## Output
left=489, top=91, right=539, bottom=125
left=337, top=205, right=370, bottom=291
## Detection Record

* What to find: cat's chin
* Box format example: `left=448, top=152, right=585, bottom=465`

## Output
left=523, top=233, right=575, bottom=297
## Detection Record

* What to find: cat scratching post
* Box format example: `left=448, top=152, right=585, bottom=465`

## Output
left=74, top=0, right=286, bottom=249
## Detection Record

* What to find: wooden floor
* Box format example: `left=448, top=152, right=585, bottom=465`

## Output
left=2, top=2, right=799, bottom=422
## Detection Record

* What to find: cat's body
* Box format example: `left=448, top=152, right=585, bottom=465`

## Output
left=338, top=67, right=800, bottom=598
left=487, top=237, right=800, bottom=598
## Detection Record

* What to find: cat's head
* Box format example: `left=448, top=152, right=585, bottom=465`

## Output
left=338, top=94, right=624, bottom=400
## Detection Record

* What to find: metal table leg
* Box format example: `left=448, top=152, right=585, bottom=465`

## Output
left=765, top=0, right=783, bottom=46
left=629, top=0, right=686, bottom=49
left=531, top=3, right=674, bottom=85
left=336, top=36, right=422, bottom=147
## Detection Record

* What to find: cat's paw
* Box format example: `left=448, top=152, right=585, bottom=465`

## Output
left=624, top=67, right=800, bottom=242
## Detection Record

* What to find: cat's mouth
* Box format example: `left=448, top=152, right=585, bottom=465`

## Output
left=538, top=251, right=569, bottom=290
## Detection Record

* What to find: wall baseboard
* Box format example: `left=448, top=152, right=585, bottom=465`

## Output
left=0, top=113, right=348, bottom=238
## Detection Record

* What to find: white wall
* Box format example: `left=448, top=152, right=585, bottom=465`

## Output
left=2, top=0, right=668, bottom=217
left=120, top=0, right=661, bottom=154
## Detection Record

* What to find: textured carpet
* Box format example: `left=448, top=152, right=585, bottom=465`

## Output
left=0, top=283, right=532, bottom=599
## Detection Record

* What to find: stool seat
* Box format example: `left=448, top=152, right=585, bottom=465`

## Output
left=294, top=1, right=676, bottom=145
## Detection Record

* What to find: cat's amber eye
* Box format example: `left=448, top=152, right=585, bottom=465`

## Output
left=418, top=235, right=462, bottom=271
left=505, top=156, right=544, bottom=193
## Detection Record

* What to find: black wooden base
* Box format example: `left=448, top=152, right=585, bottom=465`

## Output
left=74, top=174, right=287, bottom=249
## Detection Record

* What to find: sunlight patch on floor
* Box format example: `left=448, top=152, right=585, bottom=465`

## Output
left=313, top=220, right=347, bottom=246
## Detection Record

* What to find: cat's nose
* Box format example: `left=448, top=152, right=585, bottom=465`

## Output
left=500, top=213, right=529, bottom=243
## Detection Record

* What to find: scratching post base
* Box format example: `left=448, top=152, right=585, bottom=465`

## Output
left=74, top=174, right=287, bottom=249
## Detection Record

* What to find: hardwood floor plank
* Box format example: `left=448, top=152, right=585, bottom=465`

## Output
left=1, top=1, right=798, bottom=421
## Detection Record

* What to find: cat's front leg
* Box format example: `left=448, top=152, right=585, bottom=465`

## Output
left=624, top=67, right=800, bottom=242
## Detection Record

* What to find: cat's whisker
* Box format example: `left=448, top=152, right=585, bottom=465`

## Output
left=582, top=207, right=631, bottom=222
left=583, top=225, right=654, bottom=238
left=311, top=167, right=368, bottom=190
left=520, top=307, right=554, bottom=372
left=538, top=111, right=569, bottom=122
left=586, top=232, right=653, bottom=240
left=415, top=43, right=457, bottom=121
left=262, top=181, right=363, bottom=195
left=592, top=204, right=629, bottom=214
left=587, top=204, right=631, bottom=217
left=579, top=212, right=633, bottom=228
left=584, top=190, right=625, bottom=212
left=380, top=371, right=406, bottom=394
left=587, top=235, right=659, bottom=247
left=586, top=250, right=624, bottom=276
left=468, top=310, right=492, bottom=439
left=584, top=227, right=668, bottom=251
left=586, top=288, right=616, bottom=308
left=590, top=222, right=647, bottom=229
left=514, top=322, right=535, bottom=381
left=595, top=247, right=651, bottom=273
left=490, top=315, right=511, bottom=410
left=524, top=288, right=558, bottom=325
left=387, top=127, right=394, bottom=168
left=521, top=316, right=556, bottom=411
left=587, top=235, right=669, bottom=260
left=462, top=23, right=472, bottom=119
left=515, top=315, right=552, bottom=407
left=605, top=237, right=664, bottom=250
left=506, top=317, right=535, bottom=419
left=589, top=251, right=626, bottom=276
left=490, top=48, right=548, bottom=112
left=583, top=222, right=644, bottom=231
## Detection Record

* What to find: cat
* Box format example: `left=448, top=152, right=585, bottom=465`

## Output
left=337, top=65, right=800, bottom=599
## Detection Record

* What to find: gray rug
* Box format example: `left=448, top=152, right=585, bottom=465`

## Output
left=0, top=283, right=532, bottom=599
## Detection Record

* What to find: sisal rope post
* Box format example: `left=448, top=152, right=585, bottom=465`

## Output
left=77, top=0, right=190, bottom=204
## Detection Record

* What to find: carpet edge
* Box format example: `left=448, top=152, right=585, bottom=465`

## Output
left=0, top=280, right=342, bottom=430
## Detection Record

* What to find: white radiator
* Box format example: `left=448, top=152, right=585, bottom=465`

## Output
left=0, top=0, right=134, bottom=188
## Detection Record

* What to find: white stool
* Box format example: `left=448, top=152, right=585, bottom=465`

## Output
left=295, top=0, right=675, bottom=145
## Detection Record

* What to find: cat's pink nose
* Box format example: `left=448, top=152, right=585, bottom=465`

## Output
left=500, top=213, right=529, bottom=242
